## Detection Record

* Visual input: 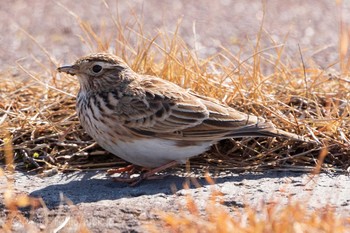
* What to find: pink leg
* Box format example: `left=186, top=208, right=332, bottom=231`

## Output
left=107, top=164, right=138, bottom=175
left=112, top=160, right=179, bottom=186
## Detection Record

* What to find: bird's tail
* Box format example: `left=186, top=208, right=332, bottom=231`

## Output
left=224, top=118, right=314, bottom=143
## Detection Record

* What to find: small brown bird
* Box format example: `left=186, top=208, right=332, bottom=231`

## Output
left=58, top=53, right=308, bottom=185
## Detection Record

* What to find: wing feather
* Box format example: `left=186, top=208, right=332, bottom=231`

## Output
left=119, top=77, right=304, bottom=141
left=119, top=77, right=209, bottom=133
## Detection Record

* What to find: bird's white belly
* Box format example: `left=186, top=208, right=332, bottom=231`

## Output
left=97, top=138, right=212, bottom=168
left=78, top=99, right=212, bottom=168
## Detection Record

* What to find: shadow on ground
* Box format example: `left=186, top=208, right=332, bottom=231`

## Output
left=28, top=170, right=307, bottom=208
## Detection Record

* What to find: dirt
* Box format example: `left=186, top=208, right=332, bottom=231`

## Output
left=1, top=0, right=350, bottom=232
left=1, top=170, right=349, bottom=232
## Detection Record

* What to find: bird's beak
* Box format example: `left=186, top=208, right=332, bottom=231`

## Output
left=57, top=65, right=79, bottom=76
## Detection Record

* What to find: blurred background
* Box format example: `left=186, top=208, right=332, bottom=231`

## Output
left=1, top=0, right=349, bottom=72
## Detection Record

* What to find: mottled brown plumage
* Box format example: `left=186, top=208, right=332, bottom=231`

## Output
left=58, top=53, right=309, bottom=184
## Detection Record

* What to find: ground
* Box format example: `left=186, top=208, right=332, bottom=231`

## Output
left=1, top=0, right=350, bottom=232
left=1, top=170, right=350, bottom=232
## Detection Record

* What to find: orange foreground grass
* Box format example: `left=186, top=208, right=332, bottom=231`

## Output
left=151, top=196, right=350, bottom=233
left=148, top=175, right=350, bottom=233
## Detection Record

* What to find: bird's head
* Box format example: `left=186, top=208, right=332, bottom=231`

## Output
left=57, top=53, right=135, bottom=92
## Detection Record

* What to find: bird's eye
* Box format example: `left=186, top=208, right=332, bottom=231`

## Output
left=92, top=64, right=102, bottom=73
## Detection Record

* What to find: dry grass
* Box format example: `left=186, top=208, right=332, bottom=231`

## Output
left=150, top=186, right=350, bottom=233
left=1, top=1, right=350, bottom=232
left=0, top=131, right=91, bottom=232
left=149, top=166, right=350, bottom=233
left=1, top=5, right=350, bottom=174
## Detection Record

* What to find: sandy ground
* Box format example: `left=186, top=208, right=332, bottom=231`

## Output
left=1, top=0, right=350, bottom=232
left=1, top=170, right=349, bottom=232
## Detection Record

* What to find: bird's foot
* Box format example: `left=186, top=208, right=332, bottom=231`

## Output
left=110, top=160, right=179, bottom=186
left=107, top=164, right=140, bottom=176
left=112, top=171, right=170, bottom=186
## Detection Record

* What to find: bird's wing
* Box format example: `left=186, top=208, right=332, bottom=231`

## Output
left=119, top=77, right=209, bottom=135
left=182, top=93, right=303, bottom=140
left=181, top=94, right=265, bottom=138
left=121, top=77, right=304, bottom=141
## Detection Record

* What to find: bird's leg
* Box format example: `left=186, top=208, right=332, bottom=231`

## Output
left=107, top=164, right=142, bottom=178
left=129, top=160, right=179, bottom=186
left=111, top=160, right=179, bottom=186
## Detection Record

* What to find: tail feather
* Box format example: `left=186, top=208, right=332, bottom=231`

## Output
left=224, top=120, right=312, bottom=143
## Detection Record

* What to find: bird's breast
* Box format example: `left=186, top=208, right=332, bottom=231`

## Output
left=76, top=92, right=131, bottom=141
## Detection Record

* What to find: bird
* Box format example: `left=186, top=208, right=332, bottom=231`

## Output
left=57, top=53, right=309, bottom=185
